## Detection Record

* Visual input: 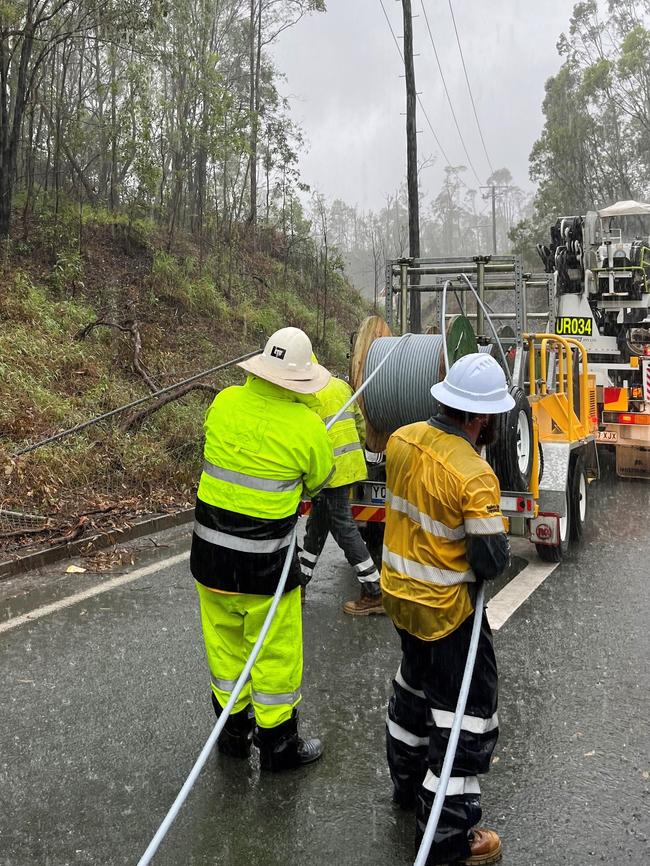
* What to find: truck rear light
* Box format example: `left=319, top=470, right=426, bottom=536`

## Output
left=617, top=413, right=650, bottom=425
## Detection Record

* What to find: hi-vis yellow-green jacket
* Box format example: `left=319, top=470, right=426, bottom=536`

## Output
left=305, top=376, right=367, bottom=488
left=191, top=375, right=335, bottom=595
left=197, top=376, right=335, bottom=519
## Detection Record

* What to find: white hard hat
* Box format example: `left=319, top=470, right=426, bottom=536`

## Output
left=431, top=352, right=515, bottom=414
left=238, top=327, right=331, bottom=394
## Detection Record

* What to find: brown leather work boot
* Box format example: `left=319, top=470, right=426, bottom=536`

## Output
left=452, top=828, right=502, bottom=865
left=342, top=584, right=385, bottom=616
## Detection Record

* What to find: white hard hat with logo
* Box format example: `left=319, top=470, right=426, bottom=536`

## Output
left=238, top=327, right=331, bottom=394
left=431, top=352, right=515, bottom=414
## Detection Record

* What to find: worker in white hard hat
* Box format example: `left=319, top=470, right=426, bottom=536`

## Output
left=381, top=353, right=514, bottom=865
left=190, top=327, right=335, bottom=771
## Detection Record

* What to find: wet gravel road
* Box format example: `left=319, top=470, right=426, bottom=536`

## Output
left=1, top=457, right=649, bottom=865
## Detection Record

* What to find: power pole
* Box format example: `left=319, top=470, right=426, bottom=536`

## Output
left=401, top=0, right=421, bottom=332
left=490, top=185, right=497, bottom=255
left=480, top=184, right=512, bottom=256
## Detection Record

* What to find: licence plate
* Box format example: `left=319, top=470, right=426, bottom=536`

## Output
left=597, top=430, right=618, bottom=442
left=371, top=484, right=386, bottom=504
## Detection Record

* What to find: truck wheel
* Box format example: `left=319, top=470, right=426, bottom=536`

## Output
left=488, top=386, right=534, bottom=491
left=569, top=453, right=588, bottom=541
left=535, top=489, right=571, bottom=562
left=360, top=522, right=385, bottom=570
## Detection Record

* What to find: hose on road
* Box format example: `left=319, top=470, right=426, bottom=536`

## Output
left=136, top=333, right=413, bottom=866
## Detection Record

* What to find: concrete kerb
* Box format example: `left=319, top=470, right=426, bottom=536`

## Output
left=0, top=508, right=195, bottom=581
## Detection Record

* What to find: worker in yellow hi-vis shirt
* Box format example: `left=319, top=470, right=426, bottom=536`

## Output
left=382, top=353, right=514, bottom=866
left=191, top=327, right=334, bottom=772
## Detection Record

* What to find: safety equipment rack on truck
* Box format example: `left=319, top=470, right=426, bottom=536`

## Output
left=338, top=254, right=599, bottom=564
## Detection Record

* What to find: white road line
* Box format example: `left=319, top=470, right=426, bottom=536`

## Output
left=487, top=557, right=559, bottom=632
left=0, top=551, right=190, bottom=637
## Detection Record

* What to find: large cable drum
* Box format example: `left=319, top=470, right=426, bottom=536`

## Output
left=363, top=334, right=446, bottom=435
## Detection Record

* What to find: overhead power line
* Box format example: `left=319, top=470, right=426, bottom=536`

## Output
left=447, top=0, right=495, bottom=177
left=419, top=1, right=482, bottom=186
left=377, top=0, right=470, bottom=191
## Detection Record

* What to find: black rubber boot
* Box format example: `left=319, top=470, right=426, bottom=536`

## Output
left=255, top=711, right=324, bottom=772
left=212, top=694, right=254, bottom=759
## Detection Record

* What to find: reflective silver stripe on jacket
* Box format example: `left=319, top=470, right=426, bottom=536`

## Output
left=323, top=411, right=355, bottom=425
left=202, top=460, right=302, bottom=492
left=333, top=442, right=363, bottom=457
left=464, top=516, right=505, bottom=535
left=395, top=665, right=426, bottom=699
left=211, top=674, right=243, bottom=692
left=386, top=716, right=428, bottom=748
left=423, top=770, right=481, bottom=796
left=251, top=688, right=301, bottom=706
left=431, top=709, right=499, bottom=734
left=386, top=492, right=466, bottom=540
left=193, top=521, right=294, bottom=554
left=382, top=546, right=474, bottom=586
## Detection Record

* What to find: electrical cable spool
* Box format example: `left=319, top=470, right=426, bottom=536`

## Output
left=350, top=315, right=477, bottom=452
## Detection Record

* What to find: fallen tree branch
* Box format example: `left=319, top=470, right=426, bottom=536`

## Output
left=48, top=516, right=90, bottom=546
left=121, top=382, right=217, bottom=431
left=76, top=318, right=159, bottom=392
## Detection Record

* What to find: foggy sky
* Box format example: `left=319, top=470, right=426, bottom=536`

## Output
left=271, top=0, right=576, bottom=213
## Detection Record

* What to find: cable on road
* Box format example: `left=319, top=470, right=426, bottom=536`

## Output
left=136, top=333, right=414, bottom=865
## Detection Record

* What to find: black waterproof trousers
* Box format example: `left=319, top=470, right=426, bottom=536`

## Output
left=386, top=612, right=498, bottom=865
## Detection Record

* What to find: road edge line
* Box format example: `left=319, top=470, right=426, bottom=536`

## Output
left=0, top=551, right=191, bottom=636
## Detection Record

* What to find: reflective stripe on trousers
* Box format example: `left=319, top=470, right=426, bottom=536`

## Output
left=196, top=582, right=303, bottom=728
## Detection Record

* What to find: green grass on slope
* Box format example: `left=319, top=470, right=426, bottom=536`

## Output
left=0, top=216, right=369, bottom=538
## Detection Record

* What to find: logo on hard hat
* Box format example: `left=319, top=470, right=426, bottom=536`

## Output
left=270, top=346, right=286, bottom=359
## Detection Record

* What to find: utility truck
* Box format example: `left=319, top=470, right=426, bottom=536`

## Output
left=537, top=200, right=650, bottom=478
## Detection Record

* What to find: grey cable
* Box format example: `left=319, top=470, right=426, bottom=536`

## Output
left=10, top=350, right=262, bottom=457
left=414, top=582, right=486, bottom=866
left=459, top=273, right=512, bottom=384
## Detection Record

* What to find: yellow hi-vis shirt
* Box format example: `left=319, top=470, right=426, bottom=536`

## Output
left=303, top=377, right=367, bottom=488
left=381, top=420, right=505, bottom=640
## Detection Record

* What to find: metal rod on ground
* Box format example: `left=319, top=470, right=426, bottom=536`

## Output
left=135, top=333, right=413, bottom=865
left=11, top=350, right=262, bottom=457
left=413, top=582, right=486, bottom=866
